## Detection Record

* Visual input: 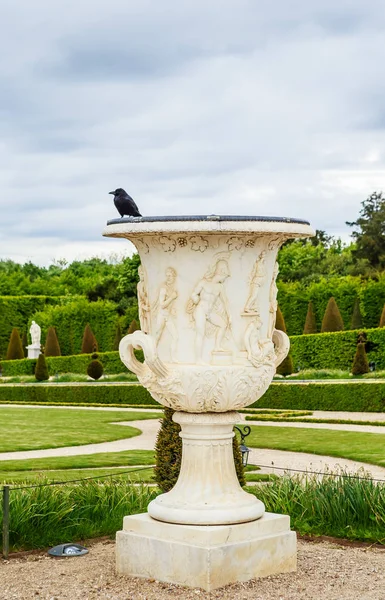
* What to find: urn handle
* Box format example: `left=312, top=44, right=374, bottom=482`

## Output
left=119, top=330, right=169, bottom=379
left=272, top=329, right=290, bottom=368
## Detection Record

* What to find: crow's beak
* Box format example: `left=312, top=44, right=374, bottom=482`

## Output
left=108, top=191, right=115, bottom=195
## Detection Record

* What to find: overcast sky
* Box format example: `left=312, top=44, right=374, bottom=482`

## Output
left=1, top=0, right=385, bottom=265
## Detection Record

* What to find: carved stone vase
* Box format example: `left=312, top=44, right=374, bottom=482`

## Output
left=103, top=216, right=314, bottom=527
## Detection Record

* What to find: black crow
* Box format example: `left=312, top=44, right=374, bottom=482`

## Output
left=109, top=188, right=142, bottom=218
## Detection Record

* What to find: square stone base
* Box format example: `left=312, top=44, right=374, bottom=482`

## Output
left=116, top=512, right=296, bottom=591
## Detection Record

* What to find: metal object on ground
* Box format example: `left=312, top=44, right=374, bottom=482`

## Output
left=48, top=543, right=88, bottom=557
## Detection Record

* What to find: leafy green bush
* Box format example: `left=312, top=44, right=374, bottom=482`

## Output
left=351, top=341, right=369, bottom=375
left=303, top=301, right=317, bottom=334
left=35, top=354, right=49, bottom=381
left=350, top=298, right=363, bottom=330
left=256, top=381, right=385, bottom=412
left=0, top=383, right=157, bottom=405
left=44, top=326, right=61, bottom=357
left=6, top=328, right=24, bottom=360
left=87, top=353, right=104, bottom=380
left=290, top=327, right=385, bottom=371
left=0, top=350, right=144, bottom=377
left=321, top=297, right=344, bottom=332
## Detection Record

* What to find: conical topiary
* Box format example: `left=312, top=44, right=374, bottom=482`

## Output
left=277, top=353, right=294, bottom=376
left=44, top=327, right=61, bottom=357
left=321, top=297, right=344, bottom=332
left=35, top=353, right=49, bottom=381
left=275, top=305, right=287, bottom=333
left=154, top=408, right=183, bottom=493
left=6, top=328, right=24, bottom=360
left=350, top=298, right=363, bottom=330
left=303, top=301, right=317, bottom=334
left=22, top=331, right=28, bottom=357
left=380, top=304, right=385, bottom=327
left=351, top=340, right=369, bottom=376
left=87, top=352, right=104, bottom=380
left=154, top=408, right=246, bottom=493
left=113, top=322, right=122, bottom=351
left=127, top=319, right=139, bottom=334
left=81, top=323, right=98, bottom=354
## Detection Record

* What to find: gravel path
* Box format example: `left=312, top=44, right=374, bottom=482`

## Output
left=1, top=539, right=385, bottom=599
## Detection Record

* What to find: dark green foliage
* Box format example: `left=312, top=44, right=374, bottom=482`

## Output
left=87, top=357, right=104, bottom=380
left=290, top=327, right=385, bottom=371
left=6, top=328, right=24, bottom=360
left=0, top=349, right=143, bottom=377
left=35, top=353, right=49, bottom=381
left=154, top=408, right=182, bottom=493
left=81, top=323, right=98, bottom=354
left=303, top=302, right=317, bottom=334
left=0, top=295, right=70, bottom=360
left=33, top=298, right=118, bottom=355
left=22, top=332, right=28, bottom=357
left=346, top=191, right=385, bottom=268
left=0, top=383, right=156, bottom=405
left=321, top=297, right=344, bottom=332
left=232, top=435, right=246, bottom=487
left=380, top=304, right=385, bottom=327
left=127, top=319, right=139, bottom=334
left=44, top=327, right=61, bottom=357
left=257, top=382, right=385, bottom=412
left=275, top=305, right=286, bottom=333
left=351, top=342, right=369, bottom=375
left=113, top=322, right=122, bottom=351
left=277, top=354, right=294, bottom=376
left=350, top=298, right=363, bottom=330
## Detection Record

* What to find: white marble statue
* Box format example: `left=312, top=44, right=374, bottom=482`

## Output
left=155, top=267, right=178, bottom=361
left=29, top=321, right=41, bottom=346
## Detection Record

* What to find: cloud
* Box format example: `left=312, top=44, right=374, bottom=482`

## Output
left=1, top=0, right=385, bottom=265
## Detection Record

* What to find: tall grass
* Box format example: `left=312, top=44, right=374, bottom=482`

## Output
left=249, top=471, right=385, bottom=544
left=1, top=479, right=157, bottom=552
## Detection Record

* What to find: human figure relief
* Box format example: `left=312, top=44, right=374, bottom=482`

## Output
left=268, top=261, right=279, bottom=339
left=137, top=265, right=151, bottom=334
left=29, top=321, right=41, bottom=346
left=187, top=256, right=232, bottom=364
left=155, top=267, right=178, bottom=361
left=243, top=251, right=267, bottom=314
left=244, top=313, right=275, bottom=368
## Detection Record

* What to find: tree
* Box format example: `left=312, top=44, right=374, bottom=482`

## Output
left=351, top=338, right=369, bottom=375
left=303, top=302, right=317, bottom=334
left=347, top=191, right=385, bottom=269
left=44, top=327, right=61, bottom=356
left=380, top=304, right=385, bottom=327
left=127, top=319, right=139, bottom=334
left=321, top=297, right=344, bottom=332
left=81, top=323, right=98, bottom=354
left=275, top=305, right=287, bottom=333
left=113, top=322, right=122, bottom=351
left=6, top=328, right=24, bottom=360
left=350, top=298, right=363, bottom=330
left=87, top=352, right=104, bottom=380
left=154, top=408, right=245, bottom=493
left=35, top=353, right=49, bottom=381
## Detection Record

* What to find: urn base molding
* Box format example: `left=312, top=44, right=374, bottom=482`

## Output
left=148, top=411, right=265, bottom=525
left=116, top=512, right=297, bottom=592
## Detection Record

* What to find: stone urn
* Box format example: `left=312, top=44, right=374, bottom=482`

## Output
left=104, top=215, right=314, bottom=590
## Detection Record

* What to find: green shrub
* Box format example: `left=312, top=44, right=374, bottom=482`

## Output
left=128, top=319, right=139, bottom=334
left=303, top=301, right=317, bottom=334
left=321, top=297, right=344, bottom=332
left=350, top=298, right=363, bottom=330
left=154, top=408, right=182, bottom=493
left=351, top=342, right=369, bottom=375
left=0, top=295, right=70, bottom=360
left=275, top=305, right=286, bottom=333
left=35, top=354, right=49, bottom=381
left=277, top=354, right=294, bottom=376
left=6, top=328, right=24, bottom=360
left=44, top=327, right=61, bottom=357
left=81, top=323, right=98, bottom=354
left=21, top=332, right=28, bottom=358
left=0, top=349, right=144, bottom=377
left=380, top=303, right=385, bottom=327
left=256, top=381, right=385, bottom=412
left=87, top=355, right=104, bottom=380
left=0, top=383, right=157, bottom=405
left=113, top=323, right=122, bottom=351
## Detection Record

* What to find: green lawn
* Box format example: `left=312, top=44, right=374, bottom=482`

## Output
left=1, top=466, right=155, bottom=484
left=0, top=407, right=162, bottom=452
left=247, top=425, right=385, bottom=468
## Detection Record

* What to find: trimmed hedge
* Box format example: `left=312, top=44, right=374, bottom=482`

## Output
left=290, top=327, right=385, bottom=371
left=0, top=350, right=144, bottom=377
left=0, top=383, right=157, bottom=405
left=0, top=295, right=71, bottom=360
left=256, top=382, right=385, bottom=412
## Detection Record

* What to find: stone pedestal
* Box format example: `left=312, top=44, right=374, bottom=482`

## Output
left=148, top=411, right=264, bottom=525
left=27, top=344, right=40, bottom=359
left=116, top=512, right=296, bottom=591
